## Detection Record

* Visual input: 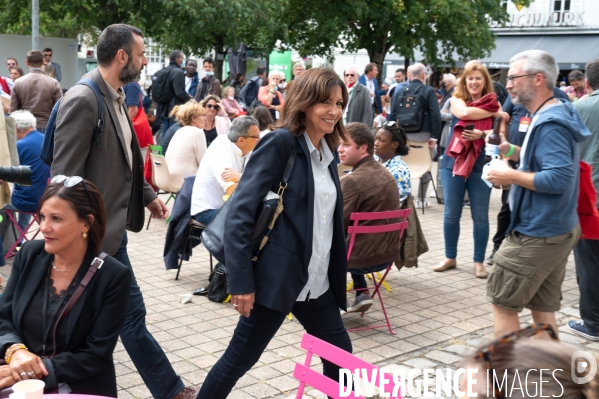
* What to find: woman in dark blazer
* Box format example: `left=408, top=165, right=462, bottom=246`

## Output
left=0, top=177, right=131, bottom=397
left=198, top=67, right=353, bottom=398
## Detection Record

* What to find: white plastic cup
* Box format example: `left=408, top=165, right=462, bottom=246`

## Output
left=11, top=380, right=45, bottom=399
left=179, top=293, right=192, bottom=304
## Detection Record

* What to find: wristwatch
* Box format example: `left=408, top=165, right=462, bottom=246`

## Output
left=480, top=131, right=486, bottom=140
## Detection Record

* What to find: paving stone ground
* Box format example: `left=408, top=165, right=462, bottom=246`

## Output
left=1, top=166, right=593, bottom=399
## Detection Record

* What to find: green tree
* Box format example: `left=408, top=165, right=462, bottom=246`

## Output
left=154, top=0, right=285, bottom=82
left=284, top=0, right=531, bottom=81
left=0, top=0, right=166, bottom=40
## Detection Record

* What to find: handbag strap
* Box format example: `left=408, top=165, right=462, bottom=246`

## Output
left=50, top=252, right=107, bottom=356
left=253, top=140, right=296, bottom=261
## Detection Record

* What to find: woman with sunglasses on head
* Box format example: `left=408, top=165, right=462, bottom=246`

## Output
left=436, top=62, right=503, bottom=279
left=463, top=323, right=599, bottom=398
left=199, top=95, right=231, bottom=146
left=197, top=67, right=352, bottom=398
left=374, top=122, right=411, bottom=205
left=0, top=177, right=131, bottom=396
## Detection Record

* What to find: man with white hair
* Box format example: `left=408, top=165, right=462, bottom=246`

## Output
left=343, top=66, right=372, bottom=125
left=286, top=62, right=305, bottom=95
left=439, top=73, right=456, bottom=106
left=387, top=62, right=441, bottom=208
left=485, top=50, right=589, bottom=338
left=0, top=110, right=50, bottom=265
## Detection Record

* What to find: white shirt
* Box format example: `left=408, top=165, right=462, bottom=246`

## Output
left=190, top=134, right=249, bottom=215
left=366, top=78, right=375, bottom=105
left=185, top=76, right=192, bottom=93
left=297, top=132, right=337, bottom=301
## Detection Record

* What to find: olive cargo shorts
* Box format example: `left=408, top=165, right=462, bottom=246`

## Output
left=486, top=225, right=581, bottom=312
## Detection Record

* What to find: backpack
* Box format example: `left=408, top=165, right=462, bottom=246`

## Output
left=40, top=79, right=104, bottom=166
left=393, top=85, right=426, bottom=133
left=239, top=76, right=260, bottom=108
left=151, top=67, right=175, bottom=104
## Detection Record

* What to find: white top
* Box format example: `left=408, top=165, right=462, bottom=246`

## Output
left=296, top=132, right=337, bottom=301
left=165, top=126, right=207, bottom=191
left=191, top=134, right=248, bottom=215
left=366, top=78, right=375, bottom=105
left=185, top=76, right=192, bottom=93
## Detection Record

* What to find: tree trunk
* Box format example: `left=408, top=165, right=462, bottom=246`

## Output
left=404, top=57, right=410, bottom=72
left=214, top=49, right=226, bottom=84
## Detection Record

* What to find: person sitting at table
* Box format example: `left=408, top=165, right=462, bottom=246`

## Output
left=0, top=177, right=131, bottom=397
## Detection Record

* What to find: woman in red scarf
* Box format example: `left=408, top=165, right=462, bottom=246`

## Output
left=435, top=63, right=503, bottom=279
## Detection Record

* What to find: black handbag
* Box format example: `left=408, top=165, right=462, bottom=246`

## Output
left=201, top=141, right=296, bottom=265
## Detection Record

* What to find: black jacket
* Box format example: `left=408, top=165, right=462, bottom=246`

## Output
left=0, top=240, right=131, bottom=397
left=156, top=63, right=190, bottom=119
left=388, top=79, right=442, bottom=139
left=224, top=129, right=348, bottom=314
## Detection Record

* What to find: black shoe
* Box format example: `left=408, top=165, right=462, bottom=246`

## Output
left=193, top=287, right=210, bottom=296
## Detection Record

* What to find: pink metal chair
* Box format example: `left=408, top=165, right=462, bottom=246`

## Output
left=345, top=209, right=411, bottom=335
left=294, top=333, right=402, bottom=399
left=3, top=210, right=40, bottom=260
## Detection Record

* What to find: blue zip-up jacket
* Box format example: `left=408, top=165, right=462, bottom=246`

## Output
left=508, top=99, right=591, bottom=237
left=187, top=72, right=199, bottom=97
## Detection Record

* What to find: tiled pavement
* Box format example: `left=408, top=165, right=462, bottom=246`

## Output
left=1, top=168, right=594, bottom=399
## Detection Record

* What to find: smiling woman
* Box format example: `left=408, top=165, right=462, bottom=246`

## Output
left=196, top=68, right=353, bottom=399
left=0, top=179, right=131, bottom=397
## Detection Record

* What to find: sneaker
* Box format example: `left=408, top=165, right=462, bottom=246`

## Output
left=174, top=387, right=199, bottom=399
left=463, top=201, right=471, bottom=208
left=429, top=191, right=437, bottom=198
left=347, top=293, right=373, bottom=313
left=568, top=320, right=599, bottom=341
left=415, top=200, right=431, bottom=209
left=486, top=251, right=495, bottom=266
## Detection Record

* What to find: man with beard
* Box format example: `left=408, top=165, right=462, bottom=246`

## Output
left=51, top=24, right=197, bottom=399
left=485, top=50, right=589, bottom=338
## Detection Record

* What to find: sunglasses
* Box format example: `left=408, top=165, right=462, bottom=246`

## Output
left=382, top=121, right=397, bottom=127
left=44, top=53, right=52, bottom=57
left=345, top=74, right=355, bottom=77
left=51, top=175, right=94, bottom=209
left=475, top=323, right=558, bottom=399
left=206, top=104, right=220, bottom=110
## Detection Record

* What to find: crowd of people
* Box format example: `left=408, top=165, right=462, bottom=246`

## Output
left=0, top=21, right=598, bottom=399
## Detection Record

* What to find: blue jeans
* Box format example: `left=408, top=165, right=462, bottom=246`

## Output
left=350, top=263, right=390, bottom=296
left=192, top=209, right=219, bottom=225
left=197, top=288, right=352, bottom=399
left=160, top=117, right=175, bottom=140
left=112, top=232, right=184, bottom=399
left=440, top=168, right=491, bottom=263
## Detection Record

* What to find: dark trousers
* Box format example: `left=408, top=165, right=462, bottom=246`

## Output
left=350, top=263, right=390, bottom=296
left=113, top=232, right=184, bottom=399
left=197, top=288, right=352, bottom=399
left=574, top=238, right=599, bottom=333
left=492, top=189, right=511, bottom=252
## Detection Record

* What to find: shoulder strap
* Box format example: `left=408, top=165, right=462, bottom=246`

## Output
left=50, top=252, right=108, bottom=356
left=78, top=79, right=105, bottom=147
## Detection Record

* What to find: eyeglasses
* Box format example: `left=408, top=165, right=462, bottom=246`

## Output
left=245, top=135, right=261, bottom=140
left=506, top=73, right=538, bottom=82
left=50, top=175, right=94, bottom=209
left=206, top=104, right=220, bottom=110
left=475, top=323, right=558, bottom=399
left=345, top=74, right=355, bottom=77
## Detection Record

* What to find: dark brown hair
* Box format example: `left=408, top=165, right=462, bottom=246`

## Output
left=345, top=123, right=374, bottom=155
left=251, top=105, right=275, bottom=131
left=26, top=50, right=43, bottom=67
left=38, top=179, right=107, bottom=254
left=278, top=67, right=348, bottom=151
left=364, top=62, right=377, bottom=74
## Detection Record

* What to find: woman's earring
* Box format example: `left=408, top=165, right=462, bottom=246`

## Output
left=83, top=232, right=88, bottom=239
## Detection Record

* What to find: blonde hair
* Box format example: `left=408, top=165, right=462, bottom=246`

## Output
left=468, top=339, right=599, bottom=399
left=169, top=101, right=205, bottom=126
left=222, top=86, right=235, bottom=98
left=453, top=63, right=494, bottom=101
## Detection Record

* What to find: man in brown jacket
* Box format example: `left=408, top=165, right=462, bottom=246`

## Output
left=10, top=50, right=62, bottom=132
left=338, top=122, right=402, bottom=313
left=51, top=24, right=196, bottom=399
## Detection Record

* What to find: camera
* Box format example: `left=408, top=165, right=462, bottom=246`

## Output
left=0, top=166, right=33, bottom=186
